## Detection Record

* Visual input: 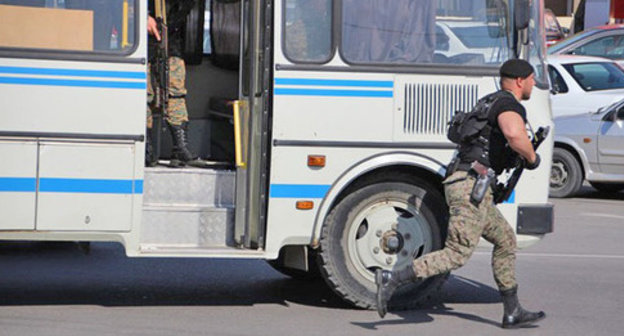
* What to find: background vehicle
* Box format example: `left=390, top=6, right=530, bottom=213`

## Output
left=547, top=54, right=624, bottom=117
left=544, top=8, right=567, bottom=46
left=0, top=0, right=553, bottom=310
left=435, top=20, right=509, bottom=64
left=548, top=24, right=624, bottom=65
left=551, top=98, right=624, bottom=197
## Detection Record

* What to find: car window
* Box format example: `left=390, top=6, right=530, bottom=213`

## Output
left=548, top=65, right=569, bottom=93
left=569, top=35, right=624, bottom=59
left=548, top=29, right=601, bottom=54
left=562, top=62, right=624, bottom=91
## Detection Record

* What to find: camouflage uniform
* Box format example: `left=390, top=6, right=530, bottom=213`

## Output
left=411, top=170, right=517, bottom=291
left=146, top=56, right=189, bottom=128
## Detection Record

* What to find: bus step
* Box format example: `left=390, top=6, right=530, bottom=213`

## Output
left=141, top=204, right=235, bottom=248
left=143, top=166, right=235, bottom=208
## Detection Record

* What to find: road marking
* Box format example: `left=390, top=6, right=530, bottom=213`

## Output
left=579, top=213, right=624, bottom=220
left=474, top=251, right=624, bottom=260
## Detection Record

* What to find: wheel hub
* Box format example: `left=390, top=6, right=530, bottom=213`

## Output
left=381, top=230, right=404, bottom=254
left=347, top=201, right=433, bottom=282
left=550, top=161, right=568, bottom=188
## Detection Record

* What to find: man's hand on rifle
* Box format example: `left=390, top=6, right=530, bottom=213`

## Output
left=148, top=15, right=161, bottom=41
left=526, top=153, right=541, bottom=170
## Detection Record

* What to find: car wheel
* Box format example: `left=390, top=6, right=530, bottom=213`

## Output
left=550, top=148, right=583, bottom=198
left=318, top=179, right=448, bottom=310
left=589, top=182, right=624, bottom=193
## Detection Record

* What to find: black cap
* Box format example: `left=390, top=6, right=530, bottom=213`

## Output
left=500, top=59, right=534, bottom=79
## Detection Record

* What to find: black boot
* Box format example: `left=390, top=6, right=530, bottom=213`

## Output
left=145, top=129, right=157, bottom=167
left=168, top=122, right=200, bottom=167
left=375, top=266, right=418, bottom=318
left=501, top=286, right=546, bottom=329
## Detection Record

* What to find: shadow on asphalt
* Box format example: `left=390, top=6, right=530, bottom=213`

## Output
left=0, top=241, right=349, bottom=309
left=351, top=274, right=502, bottom=330
left=569, top=186, right=624, bottom=201
left=0, top=242, right=502, bottom=328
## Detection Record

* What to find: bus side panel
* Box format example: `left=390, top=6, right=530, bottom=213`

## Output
left=0, top=140, right=37, bottom=230
left=37, top=142, right=137, bottom=232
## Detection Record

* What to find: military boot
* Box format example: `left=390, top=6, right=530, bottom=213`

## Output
left=167, top=122, right=202, bottom=168
left=501, top=286, right=546, bottom=329
left=375, top=266, right=418, bottom=318
left=145, top=129, right=157, bottom=167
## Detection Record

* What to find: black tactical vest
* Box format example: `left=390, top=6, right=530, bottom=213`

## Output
left=448, top=90, right=512, bottom=168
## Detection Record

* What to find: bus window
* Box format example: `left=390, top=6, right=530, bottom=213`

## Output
left=0, top=0, right=135, bottom=53
left=283, top=0, right=332, bottom=63
left=341, top=0, right=511, bottom=66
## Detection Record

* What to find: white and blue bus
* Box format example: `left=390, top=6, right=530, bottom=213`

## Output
left=0, top=0, right=553, bottom=308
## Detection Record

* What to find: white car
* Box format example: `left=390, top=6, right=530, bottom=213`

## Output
left=551, top=98, right=624, bottom=197
left=547, top=55, right=624, bottom=118
left=435, top=20, right=509, bottom=64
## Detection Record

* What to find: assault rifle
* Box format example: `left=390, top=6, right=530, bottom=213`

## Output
left=493, top=126, right=550, bottom=204
left=152, top=0, right=169, bottom=161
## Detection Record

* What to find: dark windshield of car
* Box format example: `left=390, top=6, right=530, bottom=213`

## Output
left=449, top=26, right=506, bottom=48
left=548, top=29, right=602, bottom=54
left=562, top=62, right=624, bottom=91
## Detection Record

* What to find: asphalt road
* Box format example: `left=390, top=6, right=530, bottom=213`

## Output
left=0, top=186, right=622, bottom=336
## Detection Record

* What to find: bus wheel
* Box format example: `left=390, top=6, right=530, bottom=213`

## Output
left=318, top=180, right=448, bottom=310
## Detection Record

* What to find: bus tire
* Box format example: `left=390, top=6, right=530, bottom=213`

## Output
left=318, top=179, right=448, bottom=310
left=550, top=148, right=583, bottom=198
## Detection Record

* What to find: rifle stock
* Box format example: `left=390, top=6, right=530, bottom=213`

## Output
left=493, top=126, right=550, bottom=204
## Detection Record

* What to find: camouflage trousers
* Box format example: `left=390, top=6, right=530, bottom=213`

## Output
left=146, top=56, right=189, bottom=128
left=412, top=171, right=517, bottom=291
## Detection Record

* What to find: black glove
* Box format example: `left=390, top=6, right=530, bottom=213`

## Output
left=526, top=153, right=540, bottom=170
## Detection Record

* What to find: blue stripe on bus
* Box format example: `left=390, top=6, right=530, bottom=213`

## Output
left=0, top=76, right=146, bottom=89
left=39, top=178, right=142, bottom=194
left=134, top=180, right=144, bottom=194
left=0, top=178, right=37, bottom=192
left=0, top=66, right=145, bottom=79
left=504, top=190, right=515, bottom=204
left=274, top=88, right=393, bottom=98
left=275, top=78, right=394, bottom=88
left=0, top=177, right=143, bottom=194
left=270, top=184, right=331, bottom=198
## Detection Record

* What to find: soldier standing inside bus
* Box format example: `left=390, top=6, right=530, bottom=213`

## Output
left=375, top=59, right=546, bottom=329
left=146, top=0, right=203, bottom=167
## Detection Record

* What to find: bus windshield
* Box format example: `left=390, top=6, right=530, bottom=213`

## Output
left=341, top=0, right=512, bottom=66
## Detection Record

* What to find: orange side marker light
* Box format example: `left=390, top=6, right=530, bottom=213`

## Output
left=308, top=155, right=326, bottom=167
left=296, top=201, right=314, bottom=210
